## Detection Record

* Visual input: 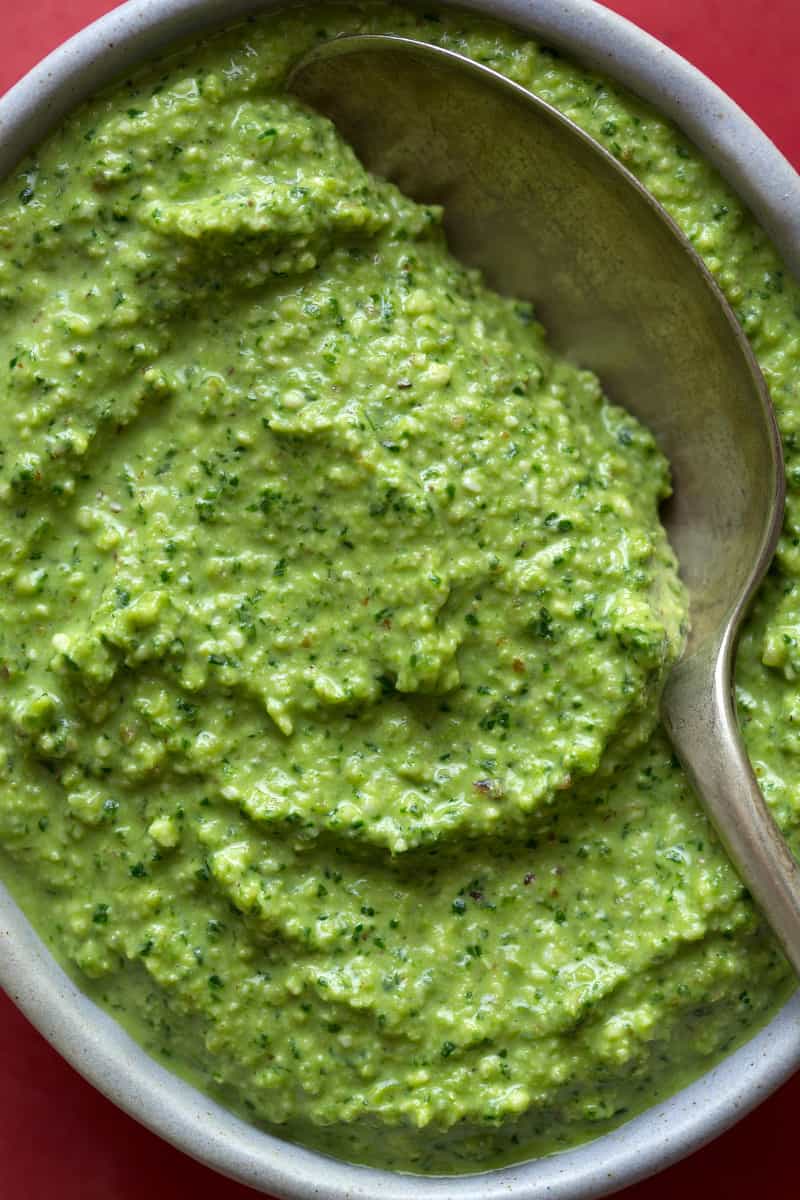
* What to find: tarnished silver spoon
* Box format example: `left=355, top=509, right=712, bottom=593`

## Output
left=288, top=34, right=800, bottom=972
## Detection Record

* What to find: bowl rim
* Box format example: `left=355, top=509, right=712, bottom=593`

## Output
left=1, top=2, right=799, bottom=1198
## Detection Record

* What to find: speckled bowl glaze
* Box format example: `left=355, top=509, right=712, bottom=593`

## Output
left=1, top=3, right=799, bottom=1197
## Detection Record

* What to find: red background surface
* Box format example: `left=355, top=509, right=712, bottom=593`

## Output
left=1, top=2, right=798, bottom=1197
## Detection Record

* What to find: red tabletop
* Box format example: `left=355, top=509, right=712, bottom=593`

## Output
left=1, top=3, right=799, bottom=1198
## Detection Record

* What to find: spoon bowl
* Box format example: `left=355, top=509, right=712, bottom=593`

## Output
left=289, top=34, right=800, bottom=971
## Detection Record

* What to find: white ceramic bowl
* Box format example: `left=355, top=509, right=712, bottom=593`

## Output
left=1, top=3, right=799, bottom=1198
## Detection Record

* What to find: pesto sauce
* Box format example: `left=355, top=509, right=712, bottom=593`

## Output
left=0, top=2, right=796, bottom=1175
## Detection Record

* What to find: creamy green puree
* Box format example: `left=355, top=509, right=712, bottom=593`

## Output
left=0, top=1, right=798, bottom=1174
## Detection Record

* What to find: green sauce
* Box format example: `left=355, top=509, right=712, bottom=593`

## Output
left=0, top=2, right=797, bottom=1174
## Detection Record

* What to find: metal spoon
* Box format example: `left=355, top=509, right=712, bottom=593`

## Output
left=288, top=34, right=800, bottom=973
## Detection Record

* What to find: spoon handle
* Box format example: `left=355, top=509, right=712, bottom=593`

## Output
left=662, top=636, right=800, bottom=978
